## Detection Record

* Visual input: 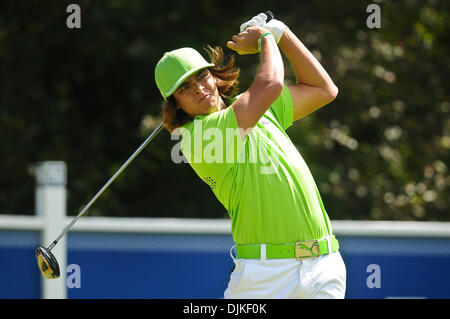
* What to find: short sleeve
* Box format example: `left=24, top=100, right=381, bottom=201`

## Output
left=268, top=86, right=294, bottom=130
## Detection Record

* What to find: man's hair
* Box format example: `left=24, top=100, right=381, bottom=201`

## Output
left=161, top=46, right=240, bottom=133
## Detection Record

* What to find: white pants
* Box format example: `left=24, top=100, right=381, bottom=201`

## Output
left=224, top=251, right=346, bottom=299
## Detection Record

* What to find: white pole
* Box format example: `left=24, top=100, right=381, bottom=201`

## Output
left=36, top=161, right=67, bottom=299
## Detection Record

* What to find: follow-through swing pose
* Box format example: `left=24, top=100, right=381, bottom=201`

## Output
left=155, top=12, right=346, bottom=298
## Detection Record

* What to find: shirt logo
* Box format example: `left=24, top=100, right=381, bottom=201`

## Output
left=203, top=176, right=217, bottom=190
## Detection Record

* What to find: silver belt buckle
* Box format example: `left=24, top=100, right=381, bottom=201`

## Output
left=295, top=240, right=320, bottom=260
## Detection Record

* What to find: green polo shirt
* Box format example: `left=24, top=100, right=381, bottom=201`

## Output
left=179, top=86, right=332, bottom=244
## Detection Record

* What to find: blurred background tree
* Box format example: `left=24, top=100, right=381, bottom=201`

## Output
left=0, top=0, right=448, bottom=221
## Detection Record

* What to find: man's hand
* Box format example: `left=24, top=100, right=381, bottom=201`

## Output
left=227, top=27, right=266, bottom=55
left=240, top=12, right=288, bottom=44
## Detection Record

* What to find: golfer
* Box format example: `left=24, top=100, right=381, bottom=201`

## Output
left=154, top=13, right=346, bottom=299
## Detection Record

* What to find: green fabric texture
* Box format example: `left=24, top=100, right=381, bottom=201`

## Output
left=180, top=86, right=333, bottom=244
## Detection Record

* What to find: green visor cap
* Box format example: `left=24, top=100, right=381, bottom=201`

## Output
left=155, top=47, right=214, bottom=100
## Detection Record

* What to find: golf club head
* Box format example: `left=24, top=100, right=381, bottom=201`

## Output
left=35, top=245, right=60, bottom=279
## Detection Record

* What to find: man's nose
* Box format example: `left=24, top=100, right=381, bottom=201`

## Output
left=192, top=81, right=205, bottom=94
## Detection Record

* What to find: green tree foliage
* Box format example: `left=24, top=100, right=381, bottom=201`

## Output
left=0, top=0, right=448, bottom=220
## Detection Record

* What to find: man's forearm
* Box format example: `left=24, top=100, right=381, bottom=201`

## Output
left=256, top=34, right=285, bottom=88
left=278, top=28, right=336, bottom=90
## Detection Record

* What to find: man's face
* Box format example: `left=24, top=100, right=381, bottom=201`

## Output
left=172, top=68, right=223, bottom=117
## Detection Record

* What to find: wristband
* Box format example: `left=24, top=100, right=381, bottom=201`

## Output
left=257, top=32, right=274, bottom=52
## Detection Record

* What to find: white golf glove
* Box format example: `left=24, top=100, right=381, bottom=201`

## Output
left=240, top=13, right=288, bottom=43
left=240, top=13, right=267, bottom=31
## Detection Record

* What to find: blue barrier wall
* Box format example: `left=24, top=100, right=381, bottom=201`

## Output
left=0, top=230, right=449, bottom=298
left=0, top=230, right=41, bottom=298
left=338, top=236, right=450, bottom=298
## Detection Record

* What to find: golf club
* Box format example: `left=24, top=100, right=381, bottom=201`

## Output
left=36, top=10, right=275, bottom=280
left=36, top=122, right=164, bottom=279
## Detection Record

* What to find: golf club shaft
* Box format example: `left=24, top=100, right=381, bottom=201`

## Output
left=48, top=122, right=164, bottom=251
left=47, top=11, right=273, bottom=251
